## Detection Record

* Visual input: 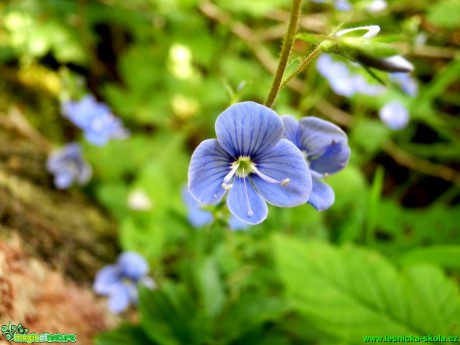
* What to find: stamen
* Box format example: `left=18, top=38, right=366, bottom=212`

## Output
left=242, top=174, right=254, bottom=216
left=311, top=170, right=328, bottom=179
left=222, top=183, right=233, bottom=190
left=222, top=162, right=240, bottom=189
left=252, top=166, right=290, bottom=186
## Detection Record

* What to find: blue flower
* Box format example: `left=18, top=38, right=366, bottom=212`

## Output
left=312, top=0, right=351, bottom=11
left=62, top=95, right=129, bottom=146
left=182, top=187, right=249, bottom=230
left=188, top=102, right=312, bottom=225
left=379, top=100, right=409, bottom=130
left=282, top=116, right=350, bottom=211
left=182, top=186, right=214, bottom=228
left=93, top=252, right=155, bottom=313
left=46, top=143, right=92, bottom=189
left=316, top=54, right=385, bottom=97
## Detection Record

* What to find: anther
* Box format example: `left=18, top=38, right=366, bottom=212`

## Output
left=222, top=183, right=233, bottom=190
left=281, top=178, right=290, bottom=186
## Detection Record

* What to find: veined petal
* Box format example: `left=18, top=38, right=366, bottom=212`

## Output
left=252, top=139, right=312, bottom=207
left=188, top=139, right=232, bottom=205
left=93, top=265, right=121, bottom=295
left=308, top=179, right=335, bottom=211
left=281, top=115, right=301, bottom=148
left=215, top=102, right=284, bottom=157
left=298, top=117, right=350, bottom=174
left=227, top=177, right=268, bottom=225
left=118, top=252, right=149, bottom=280
left=310, top=141, right=351, bottom=174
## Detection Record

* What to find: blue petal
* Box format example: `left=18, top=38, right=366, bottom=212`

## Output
left=308, top=179, right=335, bottom=211
left=93, top=265, right=121, bottom=295
left=228, top=215, right=250, bottom=231
left=84, top=131, right=109, bottom=146
left=188, top=139, right=231, bottom=205
left=54, top=172, right=74, bottom=189
left=118, top=252, right=149, bottom=280
left=310, top=141, right=350, bottom=175
left=108, top=283, right=133, bottom=313
left=298, top=117, right=350, bottom=174
left=182, top=187, right=214, bottom=227
left=227, top=177, right=268, bottom=225
left=215, top=102, right=284, bottom=158
left=251, top=139, right=312, bottom=207
left=281, top=115, right=301, bottom=148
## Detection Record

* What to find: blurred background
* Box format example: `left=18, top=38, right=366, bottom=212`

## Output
left=0, top=0, right=459, bottom=344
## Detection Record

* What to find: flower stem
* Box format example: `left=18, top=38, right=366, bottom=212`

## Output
left=264, top=0, right=303, bottom=108
left=280, top=45, right=322, bottom=90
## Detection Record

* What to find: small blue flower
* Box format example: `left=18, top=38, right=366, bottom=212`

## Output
left=312, top=0, right=351, bottom=11
left=182, top=186, right=214, bottom=228
left=93, top=252, right=155, bottom=314
left=316, top=54, right=385, bottom=97
left=62, top=95, right=129, bottom=146
left=182, top=187, right=249, bottom=230
left=282, top=116, right=350, bottom=211
left=188, top=102, right=312, bottom=225
left=46, top=143, right=92, bottom=189
left=379, top=100, right=409, bottom=130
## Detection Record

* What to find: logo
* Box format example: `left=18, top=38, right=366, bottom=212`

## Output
left=1, top=322, right=76, bottom=343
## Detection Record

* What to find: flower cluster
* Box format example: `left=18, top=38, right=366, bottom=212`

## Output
left=317, top=53, right=417, bottom=131
left=182, top=187, right=249, bottom=230
left=312, top=0, right=387, bottom=13
left=46, top=143, right=92, bottom=189
left=316, top=54, right=385, bottom=97
left=93, top=252, right=155, bottom=313
left=188, top=102, right=350, bottom=225
left=62, top=95, right=129, bottom=146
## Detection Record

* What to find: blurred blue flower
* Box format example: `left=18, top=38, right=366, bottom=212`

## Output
left=312, top=0, right=351, bottom=11
left=379, top=100, right=409, bottom=130
left=62, top=95, right=129, bottom=146
left=182, top=186, right=214, bottom=228
left=316, top=54, right=385, bottom=97
left=93, top=252, right=155, bottom=314
left=188, top=102, right=312, bottom=225
left=282, top=116, right=350, bottom=211
left=390, top=72, right=418, bottom=97
left=182, top=186, right=249, bottom=230
left=46, top=143, right=92, bottom=189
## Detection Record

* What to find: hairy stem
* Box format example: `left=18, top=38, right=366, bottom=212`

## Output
left=264, top=0, right=303, bottom=108
left=281, top=45, right=321, bottom=89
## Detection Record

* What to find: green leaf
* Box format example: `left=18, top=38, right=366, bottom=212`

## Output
left=139, top=283, right=211, bottom=345
left=427, top=0, right=460, bottom=29
left=195, top=257, right=225, bottom=317
left=399, top=246, right=460, bottom=268
left=94, top=324, right=153, bottom=345
left=217, top=293, right=287, bottom=344
left=274, top=235, right=460, bottom=343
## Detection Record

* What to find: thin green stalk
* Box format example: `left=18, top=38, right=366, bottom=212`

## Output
left=264, top=0, right=303, bottom=108
left=280, top=45, right=322, bottom=90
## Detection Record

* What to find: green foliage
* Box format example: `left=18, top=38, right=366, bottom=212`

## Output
left=274, top=234, right=460, bottom=343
